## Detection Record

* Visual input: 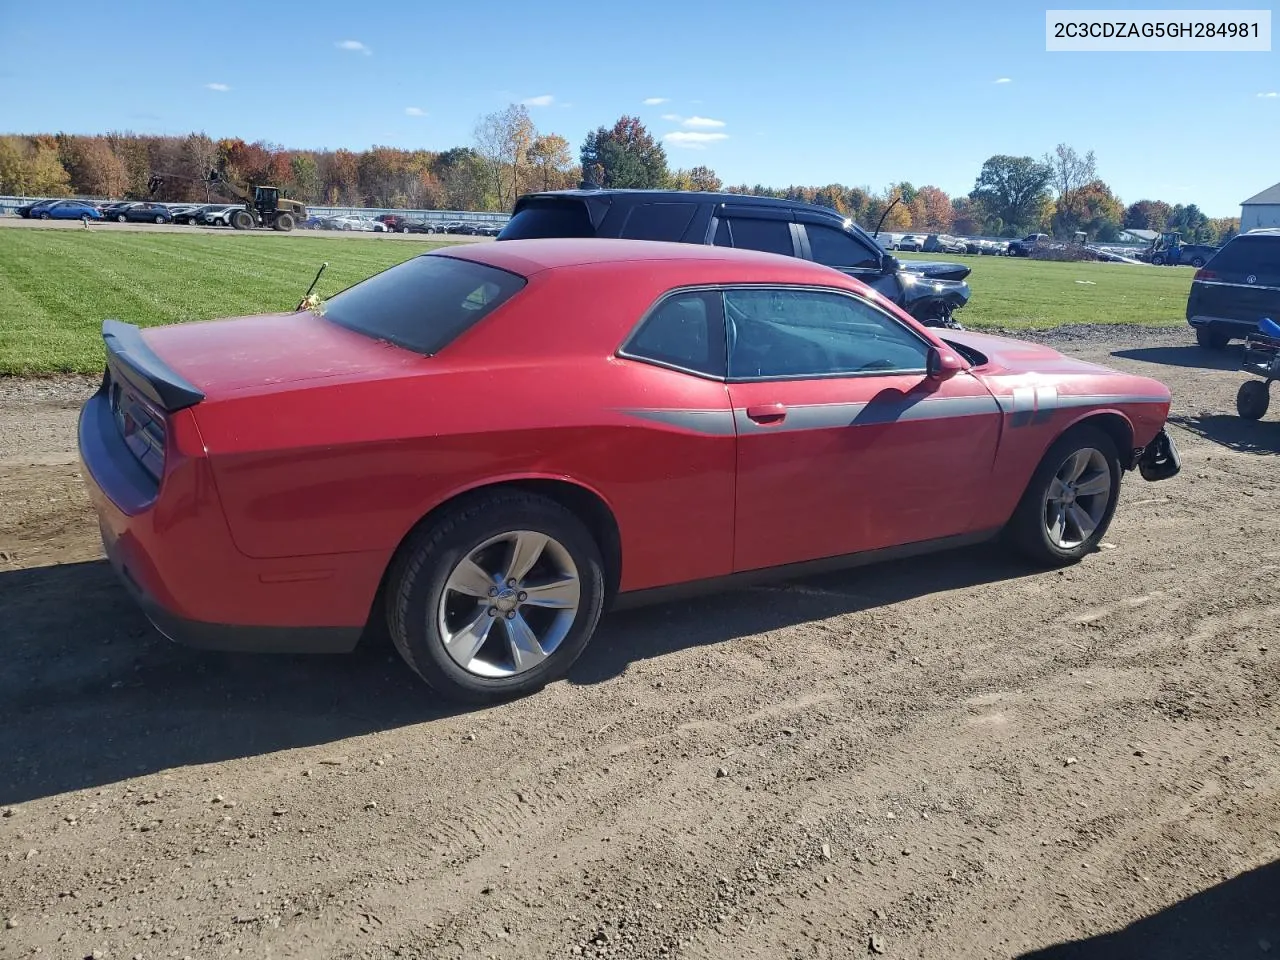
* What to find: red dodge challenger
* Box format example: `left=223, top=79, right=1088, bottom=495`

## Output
left=79, top=239, right=1181, bottom=701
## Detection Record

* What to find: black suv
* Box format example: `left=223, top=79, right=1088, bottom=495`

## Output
left=1186, top=229, right=1280, bottom=348
left=497, top=189, right=972, bottom=327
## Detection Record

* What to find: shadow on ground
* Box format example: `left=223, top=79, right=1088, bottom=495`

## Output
left=0, top=544, right=1032, bottom=805
left=1168, top=412, right=1280, bottom=455
left=1112, top=344, right=1243, bottom=371
left=1019, top=859, right=1280, bottom=960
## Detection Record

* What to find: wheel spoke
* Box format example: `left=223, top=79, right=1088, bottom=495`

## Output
left=505, top=614, right=548, bottom=673
left=446, top=557, right=496, bottom=598
left=1047, top=476, right=1068, bottom=501
left=1062, top=450, right=1091, bottom=482
left=1049, top=504, right=1068, bottom=545
left=520, top=576, right=580, bottom=609
left=1073, top=470, right=1110, bottom=497
left=445, top=609, right=495, bottom=666
left=504, top=532, right=548, bottom=583
left=1067, top=503, right=1097, bottom=540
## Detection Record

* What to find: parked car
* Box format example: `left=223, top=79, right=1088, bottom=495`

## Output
left=1185, top=228, right=1280, bottom=349
left=195, top=205, right=241, bottom=227
left=106, top=202, right=172, bottom=224
left=897, top=235, right=924, bottom=252
left=78, top=239, right=1180, bottom=703
left=398, top=220, right=441, bottom=234
left=299, top=215, right=329, bottom=230
left=16, top=198, right=61, bottom=218
left=497, top=189, right=972, bottom=327
left=169, top=204, right=208, bottom=225
left=97, top=202, right=136, bottom=220
left=375, top=214, right=410, bottom=231
left=923, top=234, right=968, bottom=254
left=1152, top=242, right=1219, bottom=268
left=1007, top=234, right=1050, bottom=257
left=328, top=215, right=387, bottom=232
left=35, top=200, right=103, bottom=221
left=476, top=223, right=503, bottom=237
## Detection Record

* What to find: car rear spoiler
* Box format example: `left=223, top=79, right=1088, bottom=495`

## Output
left=101, top=319, right=204, bottom=413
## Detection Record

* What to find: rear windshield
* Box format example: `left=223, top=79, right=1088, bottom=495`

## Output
left=1208, top=236, right=1280, bottom=276
left=320, top=255, right=526, bottom=355
left=498, top=200, right=593, bottom=239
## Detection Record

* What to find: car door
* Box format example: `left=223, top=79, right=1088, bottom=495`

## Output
left=723, top=286, right=1002, bottom=573
left=795, top=218, right=902, bottom=302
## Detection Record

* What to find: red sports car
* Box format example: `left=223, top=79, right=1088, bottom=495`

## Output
left=79, top=239, right=1181, bottom=702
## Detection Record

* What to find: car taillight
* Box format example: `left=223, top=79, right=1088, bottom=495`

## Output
left=1193, top=268, right=1217, bottom=281
left=109, top=375, right=167, bottom=482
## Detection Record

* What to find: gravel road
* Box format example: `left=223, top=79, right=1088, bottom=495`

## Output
left=1, top=325, right=1277, bottom=960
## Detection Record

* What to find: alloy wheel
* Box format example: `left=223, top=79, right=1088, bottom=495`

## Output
left=436, top=530, right=581, bottom=678
left=1044, top=447, right=1112, bottom=549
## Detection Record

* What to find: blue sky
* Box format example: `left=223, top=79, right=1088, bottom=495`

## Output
left=2, top=0, right=1275, bottom=216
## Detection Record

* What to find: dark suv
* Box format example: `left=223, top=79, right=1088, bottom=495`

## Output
left=1186, top=229, right=1280, bottom=348
left=497, top=189, right=972, bottom=327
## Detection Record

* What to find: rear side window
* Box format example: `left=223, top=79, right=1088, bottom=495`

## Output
left=721, top=217, right=794, bottom=256
left=1208, top=237, right=1280, bottom=278
left=622, top=290, right=726, bottom=378
left=804, top=223, right=882, bottom=269
left=498, top=201, right=593, bottom=239
left=320, top=255, right=526, bottom=355
left=621, top=202, right=697, bottom=241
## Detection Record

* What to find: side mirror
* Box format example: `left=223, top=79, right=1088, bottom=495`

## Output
left=926, top=346, right=964, bottom=381
left=881, top=253, right=900, bottom=274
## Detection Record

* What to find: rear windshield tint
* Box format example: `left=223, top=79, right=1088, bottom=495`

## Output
left=498, top=201, right=593, bottom=239
left=320, top=255, right=526, bottom=355
left=1208, top=236, right=1280, bottom=277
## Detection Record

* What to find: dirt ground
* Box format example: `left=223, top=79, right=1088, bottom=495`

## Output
left=1, top=327, right=1277, bottom=960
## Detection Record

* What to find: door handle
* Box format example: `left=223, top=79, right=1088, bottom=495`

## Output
left=745, top=402, right=787, bottom=425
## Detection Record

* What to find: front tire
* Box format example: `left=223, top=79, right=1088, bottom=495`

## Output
left=386, top=492, right=606, bottom=703
left=1191, top=256, right=1206, bottom=268
left=231, top=209, right=255, bottom=230
left=1195, top=326, right=1229, bottom=350
left=116, top=214, right=126, bottom=223
left=1007, top=426, right=1121, bottom=567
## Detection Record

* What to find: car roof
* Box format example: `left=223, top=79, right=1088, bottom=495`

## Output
left=438, top=237, right=853, bottom=281
left=518, top=188, right=857, bottom=221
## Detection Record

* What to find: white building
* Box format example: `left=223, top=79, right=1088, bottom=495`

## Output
left=1240, top=182, right=1280, bottom=231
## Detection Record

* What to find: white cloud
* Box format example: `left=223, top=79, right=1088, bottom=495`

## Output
left=661, top=113, right=682, bottom=121
left=522, top=94, right=554, bottom=107
left=204, top=82, right=230, bottom=92
left=664, top=131, right=729, bottom=149
left=993, top=77, right=1012, bottom=84
left=682, top=115, right=725, bottom=129
left=404, top=106, right=426, bottom=116
left=1258, top=91, right=1279, bottom=98
left=336, top=39, right=372, bottom=55
left=642, top=97, right=669, bottom=105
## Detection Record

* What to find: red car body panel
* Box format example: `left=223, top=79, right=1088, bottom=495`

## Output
left=77, top=239, right=1175, bottom=651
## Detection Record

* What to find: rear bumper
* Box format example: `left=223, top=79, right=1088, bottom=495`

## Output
left=79, top=391, right=366, bottom=654
left=1188, top=314, right=1262, bottom=336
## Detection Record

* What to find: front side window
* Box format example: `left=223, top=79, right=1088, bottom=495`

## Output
left=320, top=254, right=526, bottom=355
left=622, top=290, right=725, bottom=378
left=725, top=288, right=929, bottom=380
left=804, top=223, right=882, bottom=270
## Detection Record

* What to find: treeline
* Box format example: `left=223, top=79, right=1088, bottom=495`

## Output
left=0, top=114, right=1240, bottom=244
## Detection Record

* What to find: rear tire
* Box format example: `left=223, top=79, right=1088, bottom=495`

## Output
left=273, top=213, right=295, bottom=232
left=116, top=214, right=126, bottom=223
left=1006, top=426, right=1121, bottom=567
left=1191, top=256, right=1206, bottom=268
left=385, top=492, right=606, bottom=703
left=1195, top=326, right=1229, bottom=350
left=1237, top=380, right=1270, bottom=420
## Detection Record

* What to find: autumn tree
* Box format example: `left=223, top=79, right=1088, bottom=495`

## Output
left=473, top=104, right=535, bottom=208
left=290, top=154, right=321, bottom=203
left=1044, top=143, right=1097, bottom=198
left=950, top=196, right=986, bottom=236
left=1051, top=179, right=1123, bottom=239
left=526, top=133, right=575, bottom=191
left=915, top=186, right=954, bottom=231
left=580, top=116, right=670, bottom=189
left=0, top=136, right=71, bottom=196
left=688, top=165, right=722, bottom=192
left=1123, top=199, right=1172, bottom=232
left=970, top=155, right=1052, bottom=234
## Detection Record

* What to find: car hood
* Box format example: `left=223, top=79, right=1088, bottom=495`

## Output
left=142, top=311, right=425, bottom=399
left=900, top=259, right=972, bottom=281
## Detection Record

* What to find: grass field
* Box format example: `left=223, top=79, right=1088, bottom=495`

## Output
left=0, top=230, right=1194, bottom=375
